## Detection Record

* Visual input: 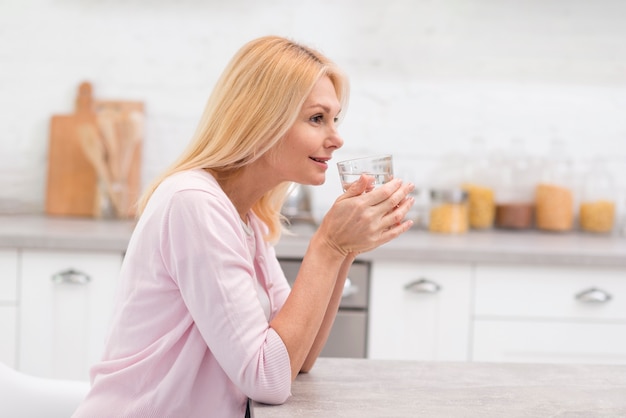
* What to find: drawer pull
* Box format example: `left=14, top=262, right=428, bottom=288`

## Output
left=404, top=278, right=441, bottom=294
left=51, top=269, right=91, bottom=285
left=342, top=278, right=359, bottom=298
left=575, top=287, right=612, bottom=304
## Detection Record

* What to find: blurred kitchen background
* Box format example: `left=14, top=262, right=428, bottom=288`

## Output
left=1, top=0, right=626, bottom=224
left=3, top=1, right=626, bottom=386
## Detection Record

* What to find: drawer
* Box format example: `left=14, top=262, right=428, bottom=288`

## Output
left=279, top=258, right=370, bottom=309
left=0, top=249, right=18, bottom=302
left=474, top=264, right=626, bottom=320
left=473, top=319, right=626, bottom=365
left=320, top=310, right=367, bottom=358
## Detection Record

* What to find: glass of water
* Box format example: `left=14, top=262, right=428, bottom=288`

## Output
left=337, top=155, right=393, bottom=192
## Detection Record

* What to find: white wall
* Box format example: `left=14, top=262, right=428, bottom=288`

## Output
left=1, top=0, right=625, bottom=221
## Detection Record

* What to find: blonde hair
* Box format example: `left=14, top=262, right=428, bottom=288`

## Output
left=136, top=36, right=349, bottom=242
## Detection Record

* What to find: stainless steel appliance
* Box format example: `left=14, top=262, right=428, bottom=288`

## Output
left=280, top=184, right=316, bottom=226
left=278, top=258, right=370, bottom=358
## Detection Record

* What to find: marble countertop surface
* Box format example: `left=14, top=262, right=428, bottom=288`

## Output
left=277, top=223, right=626, bottom=267
left=1, top=215, right=625, bottom=267
left=251, top=357, right=626, bottom=418
left=0, top=215, right=137, bottom=252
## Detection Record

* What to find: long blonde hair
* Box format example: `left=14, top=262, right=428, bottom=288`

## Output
left=136, top=36, right=349, bottom=242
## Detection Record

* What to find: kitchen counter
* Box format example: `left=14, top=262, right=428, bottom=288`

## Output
left=0, top=215, right=625, bottom=266
left=278, top=223, right=626, bottom=267
left=0, top=215, right=136, bottom=252
left=251, top=357, right=626, bottom=418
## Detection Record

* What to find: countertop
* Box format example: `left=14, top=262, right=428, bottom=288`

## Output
left=0, top=215, right=136, bottom=252
left=251, top=357, right=626, bottom=418
left=1, top=215, right=625, bottom=267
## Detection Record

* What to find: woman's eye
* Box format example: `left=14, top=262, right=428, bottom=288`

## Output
left=310, top=114, right=323, bottom=124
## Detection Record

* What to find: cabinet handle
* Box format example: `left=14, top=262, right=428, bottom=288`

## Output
left=575, top=287, right=612, bottom=304
left=51, top=268, right=92, bottom=285
left=342, top=278, right=359, bottom=298
left=404, top=278, right=441, bottom=294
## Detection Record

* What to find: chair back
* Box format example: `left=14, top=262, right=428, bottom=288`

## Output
left=0, top=362, right=90, bottom=417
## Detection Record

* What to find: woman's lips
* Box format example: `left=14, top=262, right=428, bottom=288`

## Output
left=309, top=157, right=329, bottom=169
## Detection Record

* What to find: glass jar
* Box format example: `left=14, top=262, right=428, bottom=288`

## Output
left=462, top=137, right=495, bottom=230
left=493, top=140, right=536, bottom=230
left=464, top=183, right=495, bottom=229
left=429, top=189, right=469, bottom=234
left=535, top=140, right=575, bottom=232
left=579, top=159, right=616, bottom=233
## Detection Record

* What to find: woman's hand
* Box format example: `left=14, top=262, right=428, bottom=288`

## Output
left=316, top=174, right=415, bottom=257
left=275, top=175, right=414, bottom=380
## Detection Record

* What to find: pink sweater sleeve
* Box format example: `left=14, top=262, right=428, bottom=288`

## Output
left=162, top=188, right=292, bottom=403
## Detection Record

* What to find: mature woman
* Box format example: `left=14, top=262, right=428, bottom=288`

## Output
left=73, top=35, right=414, bottom=417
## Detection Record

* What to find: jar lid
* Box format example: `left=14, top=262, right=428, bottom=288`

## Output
left=430, top=188, right=468, bottom=203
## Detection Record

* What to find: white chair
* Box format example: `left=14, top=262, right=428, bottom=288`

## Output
left=0, top=362, right=90, bottom=418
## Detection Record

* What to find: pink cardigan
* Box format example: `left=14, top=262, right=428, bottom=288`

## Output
left=73, top=169, right=292, bottom=418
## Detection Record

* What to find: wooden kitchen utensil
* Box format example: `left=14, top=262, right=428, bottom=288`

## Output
left=45, top=82, right=144, bottom=218
left=92, top=100, right=144, bottom=218
left=77, top=123, right=124, bottom=218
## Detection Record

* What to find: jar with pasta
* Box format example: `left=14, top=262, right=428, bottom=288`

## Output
left=535, top=140, right=575, bottom=232
left=579, top=159, right=616, bottom=233
left=463, top=183, right=495, bottom=229
left=462, top=137, right=495, bottom=229
left=429, top=189, right=469, bottom=234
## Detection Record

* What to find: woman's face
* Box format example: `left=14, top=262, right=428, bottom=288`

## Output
left=265, top=76, right=344, bottom=186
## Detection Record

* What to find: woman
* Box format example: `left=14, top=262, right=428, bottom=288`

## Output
left=73, top=35, right=414, bottom=417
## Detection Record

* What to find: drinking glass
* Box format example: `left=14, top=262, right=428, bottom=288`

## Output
left=337, top=155, right=393, bottom=192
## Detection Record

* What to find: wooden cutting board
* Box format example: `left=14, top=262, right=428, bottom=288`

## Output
left=45, top=82, right=144, bottom=218
left=45, top=82, right=99, bottom=217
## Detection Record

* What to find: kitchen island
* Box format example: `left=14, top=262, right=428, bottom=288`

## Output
left=251, top=357, right=626, bottom=417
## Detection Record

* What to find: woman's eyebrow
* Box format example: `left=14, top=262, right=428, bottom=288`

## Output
left=305, top=103, right=341, bottom=115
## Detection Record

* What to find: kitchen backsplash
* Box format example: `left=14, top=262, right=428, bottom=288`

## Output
left=1, top=0, right=625, bottom=222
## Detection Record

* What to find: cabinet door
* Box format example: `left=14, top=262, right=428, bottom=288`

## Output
left=0, top=249, right=18, bottom=367
left=475, top=264, right=626, bottom=320
left=368, top=261, right=472, bottom=361
left=19, top=249, right=122, bottom=380
left=473, top=264, right=626, bottom=364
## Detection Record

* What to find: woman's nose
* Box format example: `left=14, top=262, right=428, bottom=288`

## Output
left=327, top=130, right=344, bottom=149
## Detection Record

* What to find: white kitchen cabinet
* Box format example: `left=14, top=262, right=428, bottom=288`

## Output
left=473, top=320, right=626, bottom=364
left=472, top=264, right=626, bottom=364
left=0, top=249, right=18, bottom=368
left=368, top=261, right=472, bottom=361
left=18, top=249, right=122, bottom=380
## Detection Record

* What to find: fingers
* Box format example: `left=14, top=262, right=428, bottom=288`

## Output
left=364, top=178, right=414, bottom=214
left=382, top=193, right=415, bottom=230
left=344, top=177, right=415, bottom=229
left=362, top=178, right=402, bottom=205
left=343, top=174, right=375, bottom=197
left=378, top=217, right=414, bottom=245
left=324, top=175, right=416, bottom=255
left=367, top=178, right=416, bottom=232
